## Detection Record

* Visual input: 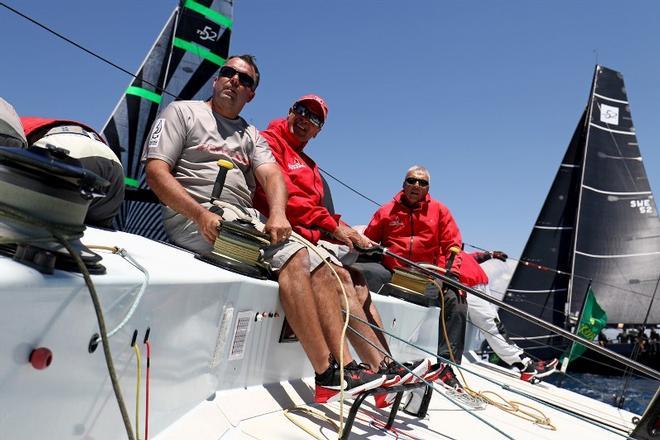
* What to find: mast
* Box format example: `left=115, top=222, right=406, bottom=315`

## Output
left=567, top=64, right=600, bottom=326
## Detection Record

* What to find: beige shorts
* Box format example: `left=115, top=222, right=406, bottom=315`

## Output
left=268, top=238, right=359, bottom=273
left=171, top=203, right=357, bottom=273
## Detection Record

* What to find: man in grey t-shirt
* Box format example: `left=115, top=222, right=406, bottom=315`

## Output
left=143, top=55, right=391, bottom=403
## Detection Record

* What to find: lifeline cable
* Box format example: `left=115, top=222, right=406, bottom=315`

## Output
left=344, top=314, right=632, bottom=437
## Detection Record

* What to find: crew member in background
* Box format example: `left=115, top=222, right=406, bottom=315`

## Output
left=463, top=250, right=558, bottom=382
left=143, top=56, right=396, bottom=404
left=254, top=95, right=436, bottom=408
left=21, top=116, right=124, bottom=228
left=359, top=165, right=468, bottom=389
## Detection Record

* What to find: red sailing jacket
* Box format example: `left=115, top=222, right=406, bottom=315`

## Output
left=459, top=251, right=489, bottom=287
left=253, top=118, right=342, bottom=243
left=363, top=192, right=463, bottom=274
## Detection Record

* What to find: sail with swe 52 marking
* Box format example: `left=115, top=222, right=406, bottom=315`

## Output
left=502, top=65, right=660, bottom=351
left=102, top=0, right=233, bottom=240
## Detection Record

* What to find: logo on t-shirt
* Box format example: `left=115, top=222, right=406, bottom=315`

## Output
left=148, top=119, right=164, bottom=148
left=288, top=158, right=305, bottom=170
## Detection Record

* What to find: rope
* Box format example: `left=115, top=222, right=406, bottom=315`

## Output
left=212, top=201, right=353, bottom=439
left=0, top=200, right=135, bottom=440
left=131, top=332, right=142, bottom=439
left=425, top=273, right=557, bottom=431
left=85, top=245, right=150, bottom=345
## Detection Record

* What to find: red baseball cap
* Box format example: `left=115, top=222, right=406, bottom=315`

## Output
left=295, top=94, right=328, bottom=122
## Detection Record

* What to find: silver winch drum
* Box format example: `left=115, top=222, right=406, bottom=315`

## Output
left=197, top=218, right=271, bottom=279
left=0, top=145, right=109, bottom=268
left=380, top=267, right=440, bottom=307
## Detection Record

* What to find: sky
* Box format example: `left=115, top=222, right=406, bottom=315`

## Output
left=2, top=0, right=660, bottom=260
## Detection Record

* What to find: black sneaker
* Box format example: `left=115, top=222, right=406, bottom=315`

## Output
left=315, top=359, right=386, bottom=403
left=437, top=364, right=463, bottom=391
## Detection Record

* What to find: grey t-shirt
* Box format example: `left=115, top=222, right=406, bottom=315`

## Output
left=142, top=100, right=274, bottom=248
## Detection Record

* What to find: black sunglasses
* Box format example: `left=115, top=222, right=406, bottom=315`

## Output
left=405, top=177, right=429, bottom=187
left=219, top=65, right=255, bottom=89
left=291, top=102, right=324, bottom=128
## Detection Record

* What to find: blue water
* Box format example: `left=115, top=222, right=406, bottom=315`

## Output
left=545, top=373, right=658, bottom=415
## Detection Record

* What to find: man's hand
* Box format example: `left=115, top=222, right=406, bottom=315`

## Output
left=333, top=224, right=371, bottom=249
left=195, top=209, right=223, bottom=244
left=264, top=212, right=292, bottom=244
left=492, top=251, right=508, bottom=262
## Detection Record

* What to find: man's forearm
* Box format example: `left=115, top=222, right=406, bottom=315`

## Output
left=258, top=164, right=288, bottom=217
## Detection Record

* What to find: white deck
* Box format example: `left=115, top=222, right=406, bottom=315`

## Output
left=0, top=227, right=639, bottom=439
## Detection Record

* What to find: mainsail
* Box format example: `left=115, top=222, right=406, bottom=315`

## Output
left=502, top=65, right=660, bottom=351
left=101, top=0, right=233, bottom=240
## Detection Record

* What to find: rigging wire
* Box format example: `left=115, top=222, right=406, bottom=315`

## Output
left=344, top=315, right=631, bottom=437
left=0, top=2, right=178, bottom=101
left=2, top=0, right=653, bottom=307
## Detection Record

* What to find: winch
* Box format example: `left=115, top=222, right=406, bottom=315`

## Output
left=196, top=160, right=271, bottom=279
left=0, top=144, right=109, bottom=273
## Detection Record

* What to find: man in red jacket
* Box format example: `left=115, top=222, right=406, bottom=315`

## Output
left=254, top=95, right=435, bottom=407
left=360, top=165, right=468, bottom=387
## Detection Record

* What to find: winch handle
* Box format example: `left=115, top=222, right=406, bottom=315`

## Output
left=210, top=159, right=234, bottom=203
left=445, top=246, right=460, bottom=273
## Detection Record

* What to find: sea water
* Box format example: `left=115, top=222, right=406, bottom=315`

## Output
left=545, top=373, right=658, bottom=415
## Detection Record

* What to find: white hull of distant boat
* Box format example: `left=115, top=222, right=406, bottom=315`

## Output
left=0, top=227, right=639, bottom=439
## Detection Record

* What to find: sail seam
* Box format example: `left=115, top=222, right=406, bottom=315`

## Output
left=184, top=0, right=233, bottom=28
left=173, top=37, right=225, bottom=66
left=576, top=250, right=660, bottom=259
left=593, top=92, right=628, bottom=104
left=582, top=185, right=651, bottom=196
left=125, top=86, right=162, bottom=104
left=560, top=163, right=580, bottom=168
left=589, top=122, right=635, bottom=136
left=534, top=225, right=573, bottom=230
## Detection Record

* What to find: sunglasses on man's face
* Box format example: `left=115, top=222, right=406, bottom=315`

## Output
left=405, top=177, right=429, bottom=187
left=219, top=65, right=255, bottom=89
left=291, top=102, right=324, bottom=128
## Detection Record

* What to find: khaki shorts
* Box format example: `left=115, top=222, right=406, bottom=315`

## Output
left=169, top=204, right=357, bottom=273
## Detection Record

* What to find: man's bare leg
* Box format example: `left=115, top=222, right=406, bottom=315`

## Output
left=347, top=266, right=391, bottom=354
left=278, top=249, right=337, bottom=373
left=313, top=264, right=388, bottom=370
left=308, top=264, right=354, bottom=365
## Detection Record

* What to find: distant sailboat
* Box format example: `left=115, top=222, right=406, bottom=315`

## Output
left=501, top=65, right=660, bottom=370
left=101, top=0, right=233, bottom=240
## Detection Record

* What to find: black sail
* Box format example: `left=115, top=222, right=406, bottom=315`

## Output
left=502, top=65, right=660, bottom=355
left=500, top=111, right=586, bottom=352
left=570, top=66, right=660, bottom=325
left=101, top=0, right=233, bottom=240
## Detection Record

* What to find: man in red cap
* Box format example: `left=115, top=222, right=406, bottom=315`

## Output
left=254, top=96, right=437, bottom=408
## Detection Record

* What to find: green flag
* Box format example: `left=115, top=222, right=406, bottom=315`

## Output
left=561, top=287, right=608, bottom=364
